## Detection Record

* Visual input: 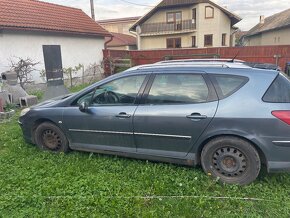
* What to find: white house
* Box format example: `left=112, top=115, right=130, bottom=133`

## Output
left=0, top=0, right=111, bottom=83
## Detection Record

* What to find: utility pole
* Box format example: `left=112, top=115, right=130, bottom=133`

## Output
left=90, top=0, right=95, bottom=20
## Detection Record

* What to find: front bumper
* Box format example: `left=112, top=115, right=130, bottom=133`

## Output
left=18, top=119, right=34, bottom=144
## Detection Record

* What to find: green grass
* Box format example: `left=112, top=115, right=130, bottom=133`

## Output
left=1, top=115, right=290, bottom=217
left=28, top=90, right=44, bottom=101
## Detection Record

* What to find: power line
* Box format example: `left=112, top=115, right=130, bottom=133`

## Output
left=117, top=0, right=154, bottom=7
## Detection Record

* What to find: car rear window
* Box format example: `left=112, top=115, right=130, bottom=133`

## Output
left=263, top=74, right=290, bottom=103
left=211, top=74, right=249, bottom=99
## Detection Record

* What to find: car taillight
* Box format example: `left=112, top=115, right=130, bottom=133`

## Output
left=272, top=111, right=290, bottom=125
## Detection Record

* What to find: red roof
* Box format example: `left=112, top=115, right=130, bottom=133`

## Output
left=106, top=32, right=136, bottom=47
left=0, top=0, right=111, bottom=37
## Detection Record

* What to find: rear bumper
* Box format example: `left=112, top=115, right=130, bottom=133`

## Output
left=258, top=137, right=290, bottom=173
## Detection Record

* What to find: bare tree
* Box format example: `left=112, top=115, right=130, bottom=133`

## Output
left=10, top=57, right=39, bottom=89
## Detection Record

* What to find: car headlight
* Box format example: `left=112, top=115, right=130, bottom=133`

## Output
left=20, top=108, right=30, bottom=117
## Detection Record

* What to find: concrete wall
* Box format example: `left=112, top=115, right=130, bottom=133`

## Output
left=138, top=3, right=233, bottom=50
left=245, top=28, right=290, bottom=46
left=0, top=30, right=105, bottom=83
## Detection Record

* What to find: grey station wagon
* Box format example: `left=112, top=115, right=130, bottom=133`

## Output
left=19, top=60, right=290, bottom=185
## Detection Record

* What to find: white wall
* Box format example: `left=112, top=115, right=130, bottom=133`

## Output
left=0, top=30, right=105, bottom=83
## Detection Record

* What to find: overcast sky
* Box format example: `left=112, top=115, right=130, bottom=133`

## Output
left=43, top=0, right=290, bottom=31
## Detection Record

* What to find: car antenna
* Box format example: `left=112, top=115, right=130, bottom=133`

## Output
left=228, top=50, right=240, bottom=63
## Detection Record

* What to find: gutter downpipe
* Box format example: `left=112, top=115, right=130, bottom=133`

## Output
left=104, top=34, right=114, bottom=49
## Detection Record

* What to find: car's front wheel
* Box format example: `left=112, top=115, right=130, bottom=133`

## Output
left=201, top=136, right=261, bottom=185
left=34, top=122, right=69, bottom=153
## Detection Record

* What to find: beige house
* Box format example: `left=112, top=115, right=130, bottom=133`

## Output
left=98, top=16, right=140, bottom=36
left=130, top=0, right=241, bottom=50
left=244, top=9, right=290, bottom=46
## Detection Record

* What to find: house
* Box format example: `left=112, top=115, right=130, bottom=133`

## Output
left=98, top=16, right=141, bottom=36
left=0, top=0, right=110, bottom=83
left=235, top=30, right=248, bottom=46
left=99, top=17, right=139, bottom=50
left=244, top=9, right=290, bottom=46
left=105, top=32, right=137, bottom=50
left=130, top=0, right=241, bottom=50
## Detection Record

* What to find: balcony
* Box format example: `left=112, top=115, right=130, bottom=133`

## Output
left=140, top=20, right=196, bottom=36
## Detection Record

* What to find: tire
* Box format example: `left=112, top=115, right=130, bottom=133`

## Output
left=201, top=136, right=260, bottom=185
left=34, top=122, right=69, bottom=153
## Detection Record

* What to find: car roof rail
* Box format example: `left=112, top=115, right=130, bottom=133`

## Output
left=157, top=58, right=245, bottom=64
left=138, top=63, right=231, bottom=70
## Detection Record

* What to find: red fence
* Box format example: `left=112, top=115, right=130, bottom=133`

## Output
left=103, top=45, right=290, bottom=75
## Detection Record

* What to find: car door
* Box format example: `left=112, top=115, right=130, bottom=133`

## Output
left=133, top=72, right=218, bottom=158
left=63, top=74, right=148, bottom=153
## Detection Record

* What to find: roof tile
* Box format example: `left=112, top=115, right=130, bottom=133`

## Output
left=0, top=0, right=111, bottom=37
left=247, top=8, right=290, bottom=36
left=106, top=32, right=136, bottom=47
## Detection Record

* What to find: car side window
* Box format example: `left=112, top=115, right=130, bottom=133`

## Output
left=263, top=74, right=290, bottom=103
left=211, top=74, right=249, bottom=99
left=76, top=75, right=146, bottom=106
left=76, top=90, right=95, bottom=106
left=146, top=74, right=209, bottom=104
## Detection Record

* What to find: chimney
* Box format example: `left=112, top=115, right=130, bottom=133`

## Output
left=260, top=15, right=265, bottom=24
left=90, top=0, right=95, bottom=20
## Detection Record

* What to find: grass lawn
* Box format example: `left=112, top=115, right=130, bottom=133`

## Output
left=0, top=84, right=290, bottom=216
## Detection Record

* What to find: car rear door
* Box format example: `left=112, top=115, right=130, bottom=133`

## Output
left=133, top=71, right=218, bottom=158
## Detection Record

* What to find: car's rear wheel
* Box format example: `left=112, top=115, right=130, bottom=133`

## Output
left=201, top=136, right=260, bottom=185
left=34, top=122, right=69, bottom=153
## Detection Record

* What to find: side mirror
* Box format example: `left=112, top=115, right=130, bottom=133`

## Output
left=79, top=102, right=89, bottom=113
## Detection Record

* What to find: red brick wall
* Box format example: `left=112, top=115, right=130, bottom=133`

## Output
left=103, top=45, right=290, bottom=75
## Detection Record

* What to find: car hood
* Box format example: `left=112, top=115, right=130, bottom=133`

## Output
left=32, top=93, right=75, bottom=108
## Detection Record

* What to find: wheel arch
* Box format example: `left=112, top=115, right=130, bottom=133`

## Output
left=31, top=119, right=60, bottom=143
left=195, top=134, right=267, bottom=167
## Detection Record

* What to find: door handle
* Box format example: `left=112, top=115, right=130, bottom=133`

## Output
left=116, top=112, right=131, bottom=118
left=186, top=113, right=207, bottom=120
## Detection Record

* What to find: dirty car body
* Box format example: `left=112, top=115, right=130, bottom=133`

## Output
left=19, top=60, right=290, bottom=185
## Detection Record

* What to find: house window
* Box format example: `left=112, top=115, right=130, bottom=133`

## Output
left=167, top=38, right=181, bottom=48
left=205, top=6, right=214, bottom=19
left=192, top=8, right=196, bottom=24
left=192, top=36, right=196, bottom=47
left=222, top=33, right=226, bottom=46
left=167, top=12, right=182, bottom=30
left=167, top=12, right=182, bottom=23
left=204, top=34, right=213, bottom=47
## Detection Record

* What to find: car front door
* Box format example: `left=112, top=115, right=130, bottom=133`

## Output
left=133, top=72, right=218, bottom=158
left=63, top=74, right=148, bottom=153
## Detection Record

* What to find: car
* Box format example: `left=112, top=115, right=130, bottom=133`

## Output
left=19, top=59, right=290, bottom=185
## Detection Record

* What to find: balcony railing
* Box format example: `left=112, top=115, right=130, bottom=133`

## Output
left=140, top=20, right=196, bottom=35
